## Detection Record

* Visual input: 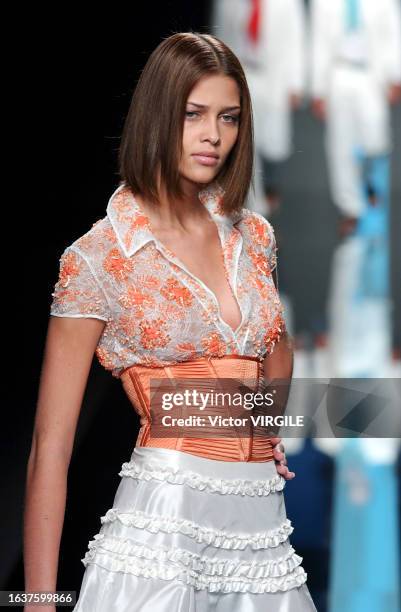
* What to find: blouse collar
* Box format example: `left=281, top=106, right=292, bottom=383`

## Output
left=106, top=180, right=242, bottom=258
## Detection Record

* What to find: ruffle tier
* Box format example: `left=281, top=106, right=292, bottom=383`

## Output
left=119, top=458, right=286, bottom=496
left=73, top=446, right=317, bottom=611
left=100, top=508, right=294, bottom=550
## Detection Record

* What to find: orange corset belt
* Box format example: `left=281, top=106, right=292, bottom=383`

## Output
left=119, top=355, right=275, bottom=463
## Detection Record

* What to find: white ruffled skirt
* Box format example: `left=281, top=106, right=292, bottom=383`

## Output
left=73, top=446, right=317, bottom=611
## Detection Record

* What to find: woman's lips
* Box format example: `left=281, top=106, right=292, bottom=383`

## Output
left=192, top=154, right=219, bottom=166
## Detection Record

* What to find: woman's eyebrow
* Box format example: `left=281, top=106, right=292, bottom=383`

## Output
left=187, top=101, right=241, bottom=111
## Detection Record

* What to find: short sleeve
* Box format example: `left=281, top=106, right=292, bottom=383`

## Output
left=50, top=246, right=110, bottom=322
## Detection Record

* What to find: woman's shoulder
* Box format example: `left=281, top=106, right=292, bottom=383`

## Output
left=239, top=207, right=271, bottom=225
left=62, top=215, right=118, bottom=263
left=237, top=208, right=276, bottom=249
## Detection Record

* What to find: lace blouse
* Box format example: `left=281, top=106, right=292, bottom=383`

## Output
left=49, top=181, right=286, bottom=378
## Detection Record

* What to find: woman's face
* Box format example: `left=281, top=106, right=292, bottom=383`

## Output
left=179, top=73, right=241, bottom=186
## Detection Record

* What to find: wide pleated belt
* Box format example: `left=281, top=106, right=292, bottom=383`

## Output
left=119, top=355, right=275, bottom=463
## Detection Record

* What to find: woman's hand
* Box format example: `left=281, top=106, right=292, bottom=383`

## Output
left=271, top=436, right=295, bottom=479
left=262, top=330, right=294, bottom=480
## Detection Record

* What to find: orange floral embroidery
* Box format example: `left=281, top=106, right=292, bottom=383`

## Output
left=201, top=332, right=227, bottom=357
left=52, top=288, right=75, bottom=304
left=138, top=355, right=168, bottom=368
left=118, top=285, right=155, bottom=310
left=75, top=232, right=97, bottom=250
left=176, top=342, right=197, bottom=354
left=262, top=313, right=286, bottom=354
left=118, top=313, right=139, bottom=336
left=224, top=230, right=241, bottom=267
left=57, top=251, right=81, bottom=288
left=119, top=347, right=136, bottom=364
left=246, top=246, right=270, bottom=276
left=199, top=184, right=226, bottom=216
left=139, top=318, right=170, bottom=349
left=102, top=226, right=118, bottom=243
left=111, top=188, right=136, bottom=215
left=159, top=302, right=185, bottom=319
left=140, top=275, right=161, bottom=290
left=243, top=215, right=270, bottom=248
left=141, top=245, right=165, bottom=269
left=103, top=248, right=134, bottom=281
left=184, top=276, right=209, bottom=302
left=95, top=346, right=115, bottom=369
left=129, top=213, right=151, bottom=232
left=253, top=276, right=275, bottom=301
left=259, top=303, right=275, bottom=324
left=160, top=278, right=193, bottom=307
left=50, top=182, right=285, bottom=377
left=110, top=188, right=151, bottom=253
left=200, top=309, right=213, bottom=325
left=122, top=213, right=151, bottom=252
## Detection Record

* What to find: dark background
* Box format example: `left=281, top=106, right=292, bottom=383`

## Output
left=7, top=0, right=214, bottom=596
left=4, top=1, right=401, bottom=608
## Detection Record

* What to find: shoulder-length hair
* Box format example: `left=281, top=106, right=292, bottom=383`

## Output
left=118, top=31, right=255, bottom=217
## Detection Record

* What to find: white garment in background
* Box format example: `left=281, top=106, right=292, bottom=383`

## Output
left=211, top=0, right=307, bottom=161
left=311, top=0, right=401, bottom=98
left=310, top=0, right=401, bottom=217
left=337, top=29, right=369, bottom=64
left=327, top=235, right=393, bottom=377
left=325, top=64, right=391, bottom=217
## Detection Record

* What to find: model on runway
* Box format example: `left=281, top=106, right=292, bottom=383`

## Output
left=23, top=32, right=317, bottom=611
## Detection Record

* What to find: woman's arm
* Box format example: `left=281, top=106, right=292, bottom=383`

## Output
left=263, top=329, right=294, bottom=381
left=263, top=331, right=295, bottom=479
left=23, top=315, right=106, bottom=612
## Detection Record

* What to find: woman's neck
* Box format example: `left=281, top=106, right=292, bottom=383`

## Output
left=136, top=181, right=210, bottom=232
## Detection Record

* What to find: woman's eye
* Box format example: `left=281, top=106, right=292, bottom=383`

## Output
left=185, top=111, right=239, bottom=123
left=221, top=114, right=239, bottom=123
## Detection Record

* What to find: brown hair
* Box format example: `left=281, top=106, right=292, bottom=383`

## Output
left=118, top=31, right=255, bottom=217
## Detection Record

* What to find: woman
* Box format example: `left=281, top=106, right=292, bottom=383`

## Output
left=24, top=32, right=317, bottom=611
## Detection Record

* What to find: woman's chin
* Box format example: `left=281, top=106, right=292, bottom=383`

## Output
left=187, top=168, right=219, bottom=184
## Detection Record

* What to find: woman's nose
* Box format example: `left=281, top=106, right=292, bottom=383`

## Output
left=201, top=117, right=221, bottom=144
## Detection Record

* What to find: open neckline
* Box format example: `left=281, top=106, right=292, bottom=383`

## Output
left=132, top=192, right=244, bottom=337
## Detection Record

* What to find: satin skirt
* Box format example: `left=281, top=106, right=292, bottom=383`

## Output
left=72, top=446, right=317, bottom=611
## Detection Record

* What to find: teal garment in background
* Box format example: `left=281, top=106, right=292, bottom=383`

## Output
left=328, top=439, right=400, bottom=611
left=345, top=0, right=360, bottom=30
left=354, top=154, right=390, bottom=300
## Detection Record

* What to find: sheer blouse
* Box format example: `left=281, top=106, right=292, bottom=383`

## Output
left=50, top=181, right=286, bottom=378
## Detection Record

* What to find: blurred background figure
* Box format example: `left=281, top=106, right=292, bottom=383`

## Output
left=310, top=0, right=401, bottom=222
left=310, top=0, right=401, bottom=377
left=283, top=438, right=335, bottom=612
left=328, top=437, right=401, bottom=612
left=211, top=0, right=307, bottom=216
left=308, top=5, right=401, bottom=608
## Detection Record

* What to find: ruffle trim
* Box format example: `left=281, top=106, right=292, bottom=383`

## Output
left=83, top=532, right=303, bottom=579
left=118, top=459, right=286, bottom=497
left=81, top=533, right=307, bottom=594
left=100, top=508, right=294, bottom=550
